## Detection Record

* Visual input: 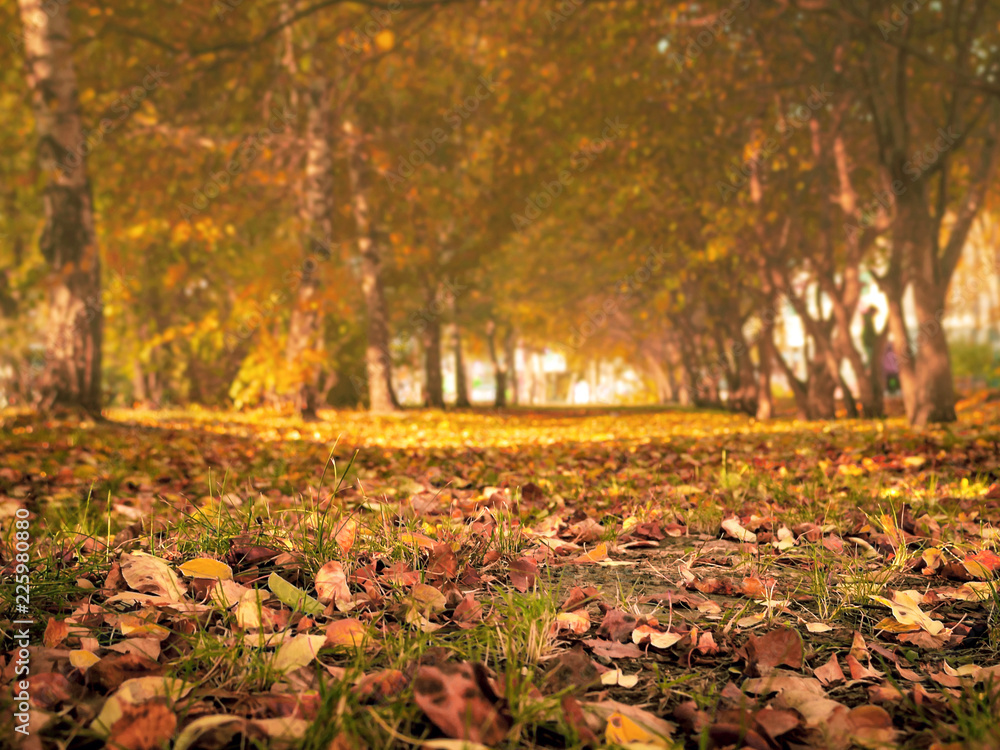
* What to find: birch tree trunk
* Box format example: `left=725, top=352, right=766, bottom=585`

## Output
left=19, top=0, right=102, bottom=413
left=285, top=80, right=332, bottom=420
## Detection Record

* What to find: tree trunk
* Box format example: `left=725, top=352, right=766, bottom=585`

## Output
left=505, top=329, right=518, bottom=405
left=867, top=328, right=887, bottom=418
left=836, top=365, right=858, bottom=419
left=344, top=118, right=395, bottom=412
left=487, top=322, right=507, bottom=408
left=666, top=335, right=692, bottom=406
left=423, top=302, right=444, bottom=409
left=771, top=345, right=809, bottom=420
left=131, top=359, right=147, bottom=406
left=494, top=369, right=507, bottom=408
left=676, top=333, right=701, bottom=405
left=19, top=0, right=102, bottom=414
left=643, top=351, right=673, bottom=404
left=733, top=334, right=758, bottom=415
left=755, top=330, right=774, bottom=421
left=911, top=281, right=956, bottom=424
left=453, top=323, right=470, bottom=408
left=285, top=81, right=332, bottom=420
left=806, top=357, right=837, bottom=419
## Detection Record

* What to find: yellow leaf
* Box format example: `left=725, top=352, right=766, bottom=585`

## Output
left=581, top=542, right=609, bottom=562
left=70, top=649, right=101, bottom=670
left=325, top=618, right=370, bottom=649
left=178, top=558, right=233, bottom=580
left=272, top=634, right=326, bottom=674
left=119, top=615, right=170, bottom=639
left=605, top=712, right=671, bottom=748
left=874, top=616, right=919, bottom=633
left=555, top=610, right=591, bottom=635
left=871, top=591, right=944, bottom=635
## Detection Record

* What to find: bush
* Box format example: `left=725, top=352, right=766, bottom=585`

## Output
left=949, top=338, right=996, bottom=378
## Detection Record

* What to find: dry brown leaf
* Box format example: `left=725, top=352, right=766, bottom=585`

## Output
left=355, top=669, right=409, bottom=703
left=742, top=626, right=803, bottom=675
left=335, top=518, right=358, bottom=556
left=119, top=553, right=186, bottom=601
left=814, top=654, right=846, bottom=686
left=584, top=638, right=644, bottom=660
left=508, top=558, right=538, bottom=592
left=315, top=561, right=352, bottom=605
left=43, top=618, right=70, bottom=649
left=847, top=704, right=897, bottom=747
left=88, top=652, right=164, bottom=692
left=108, top=699, right=177, bottom=750
left=412, top=662, right=510, bottom=745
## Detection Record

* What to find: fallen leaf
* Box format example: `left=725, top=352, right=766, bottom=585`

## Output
left=173, top=715, right=244, bottom=750
left=508, top=557, right=538, bottom=592
left=355, top=669, right=409, bottom=702
left=721, top=517, right=757, bottom=543
left=847, top=704, right=896, bottom=747
left=177, top=558, right=233, bottom=581
left=579, top=542, right=610, bottom=563
left=325, top=618, right=370, bottom=649
left=268, top=572, right=324, bottom=616
left=814, top=654, right=845, bottom=686
left=963, top=550, right=1000, bottom=579
left=44, top=618, right=70, bottom=648
left=315, top=561, right=352, bottom=605
left=108, top=699, right=176, bottom=750
left=556, top=610, right=591, bottom=635
left=583, top=639, right=644, bottom=660
left=871, top=591, right=944, bottom=635
left=335, top=518, right=358, bottom=555
left=632, top=624, right=684, bottom=650
left=412, top=662, right=510, bottom=745
left=88, top=652, right=164, bottom=692
left=601, top=669, right=640, bottom=688
left=591, top=701, right=674, bottom=747
left=92, top=677, right=194, bottom=736
left=272, top=634, right=326, bottom=674
left=120, top=553, right=186, bottom=600
left=742, top=627, right=803, bottom=675
left=806, top=622, right=833, bottom=633
left=69, top=649, right=101, bottom=671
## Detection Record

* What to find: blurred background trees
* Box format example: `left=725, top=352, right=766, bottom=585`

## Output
left=3, top=0, right=999, bottom=425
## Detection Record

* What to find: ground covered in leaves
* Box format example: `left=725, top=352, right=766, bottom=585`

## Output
left=3, top=399, right=1000, bottom=750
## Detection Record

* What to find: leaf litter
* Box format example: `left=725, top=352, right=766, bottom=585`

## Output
left=1, top=404, right=1000, bottom=747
